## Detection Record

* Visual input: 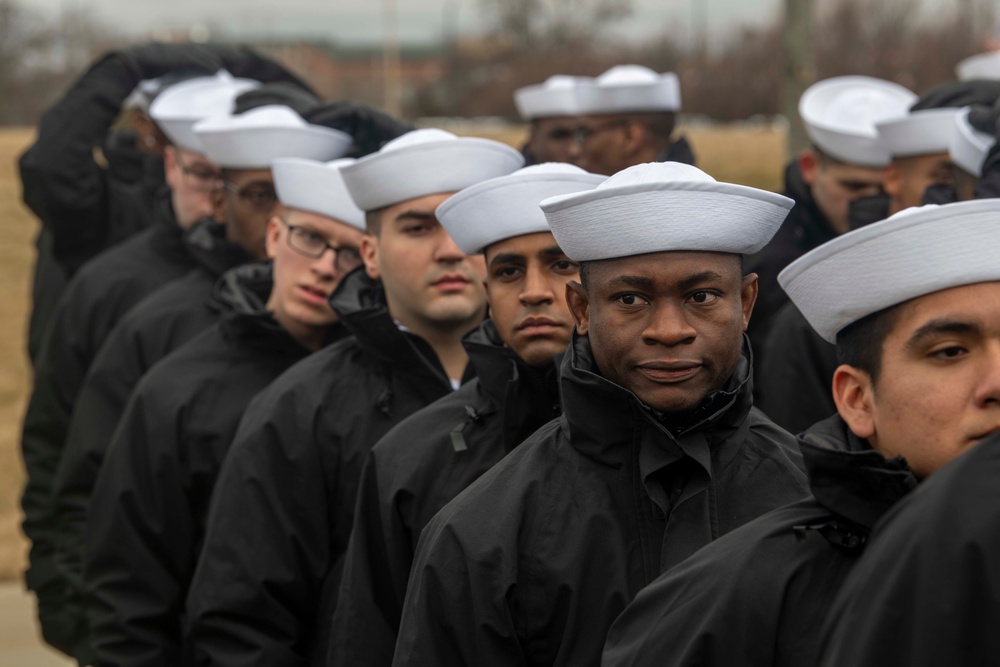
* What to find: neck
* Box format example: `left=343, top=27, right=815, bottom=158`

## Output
left=394, top=310, right=484, bottom=382
left=267, top=296, right=327, bottom=352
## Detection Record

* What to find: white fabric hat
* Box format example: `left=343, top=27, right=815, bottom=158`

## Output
left=956, top=51, right=1000, bottom=81
left=340, top=128, right=524, bottom=211
left=514, top=75, right=589, bottom=119
left=950, top=107, right=994, bottom=177
left=123, top=78, right=166, bottom=113
left=876, top=108, right=961, bottom=158
left=800, top=76, right=917, bottom=167
left=574, top=65, right=681, bottom=115
left=193, top=105, right=352, bottom=169
left=149, top=71, right=261, bottom=153
left=540, top=162, right=793, bottom=261
left=779, top=199, right=1000, bottom=343
left=272, top=158, right=365, bottom=231
left=436, top=164, right=605, bottom=254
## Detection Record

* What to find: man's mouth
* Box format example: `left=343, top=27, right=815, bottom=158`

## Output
left=515, top=316, right=564, bottom=335
left=635, top=360, right=702, bottom=383
left=298, top=284, right=330, bottom=305
left=432, top=274, right=471, bottom=291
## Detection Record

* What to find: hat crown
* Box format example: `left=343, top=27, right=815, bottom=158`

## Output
left=150, top=70, right=257, bottom=120
left=597, top=64, right=661, bottom=85
left=218, top=104, right=307, bottom=129
left=514, top=162, right=593, bottom=177
left=541, top=75, right=583, bottom=89
left=598, top=162, right=716, bottom=189
left=381, top=128, right=459, bottom=152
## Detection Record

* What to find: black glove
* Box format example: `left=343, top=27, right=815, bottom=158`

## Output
left=234, top=82, right=322, bottom=116
left=305, top=101, right=414, bottom=158
left=967, top=97, right=1000, bottom=139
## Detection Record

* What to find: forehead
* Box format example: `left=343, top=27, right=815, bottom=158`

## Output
left=227, top=168, right=274, bottom=186
left=484, top=231, right=560, bottom=262
left=889, top=281, right=1000, bottom=338
left=384, top=192, right=455, bottom=220
left=534, top=116, right=578, bottom=131
left=822, top=161, right=883, bottom=185
left=895, top=152, right=953, bottom=173
left=176, top=148, right=215, bottom=166
left=587, top=251, right=741, bottom=287
left=284, top=208, right=365, bottom=240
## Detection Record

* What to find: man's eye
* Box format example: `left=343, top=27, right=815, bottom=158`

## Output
left=495, top=266, right=521, bottom=280
left=689, top=291, right=719, bottom=304
left=618, top=294, right=646, bottom=306
left=931, top=345, right=967, bottom=360
left=553, top=260, right=578, bottom=272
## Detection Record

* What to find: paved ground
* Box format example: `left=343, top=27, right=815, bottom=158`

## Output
left=0, top=584, right=73, bottom=667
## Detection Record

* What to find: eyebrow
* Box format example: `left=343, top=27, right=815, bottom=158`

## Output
left=906, top=319, right=982, bottom=349
left=606, top=275, right=655, bottom=291
left=488, top=246, right=567, bottom=268
left=392, top=210, right=435, bottom=223
left=676, top=271, right=728, bottom=292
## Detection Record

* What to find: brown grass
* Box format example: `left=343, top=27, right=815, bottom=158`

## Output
left=0, top=123, right=786, bottom=581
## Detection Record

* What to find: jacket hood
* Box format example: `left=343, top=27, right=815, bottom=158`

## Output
left=798, top=414, right=918, bottom=528
left=559, top=331, right=754, bottom=471
left=460, top=320, right=562, bottom=451
left=182, top=218, right=255, bottom=278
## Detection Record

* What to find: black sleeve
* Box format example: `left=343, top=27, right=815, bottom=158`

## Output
left=974, top=141, right=1000, bottom=199
left=84, top=382, right=194, bottom=666
left=328, top=449, right=407, bottom=666
left=186, top=386, right=330, bottom=667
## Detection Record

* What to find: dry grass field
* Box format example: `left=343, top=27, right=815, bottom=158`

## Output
left=0, top=123, right=787, bottom=582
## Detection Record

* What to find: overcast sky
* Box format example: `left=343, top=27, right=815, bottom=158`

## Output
left=32, top=0, right=782, bottom=45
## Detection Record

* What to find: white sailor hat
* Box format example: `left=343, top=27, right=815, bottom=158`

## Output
left=149, top=71, right=260, bottom=153
left=875, top=108, right=962, bottom=158
left=779, top=199, right=1000, bottom=343
left=800, top=76, right=917, bottom=167
left=956, top=51, right=1000, bottom=81
left=574, top=65, right=681, bottom=115
left=540, top=162, right=793, bottom=262
left=123, top=78, right=166, bottom=113
left=514, top=75, right=589, bottom=120
left=436, top=163, right=605, bottom=255
left=950, top=107, right=994, bottom=177
left=340, top=128, right=524, bottom=212
left=193, top=105, right=352, bottom=169
left=272, top=158, right=365, bottom=231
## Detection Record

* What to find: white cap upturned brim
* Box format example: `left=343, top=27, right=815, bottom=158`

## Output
left=514, top=75, right=589, bottom=120
left=150, top=71, right=261, bottom=153
left=800, top=76, right=917, bottom=167
left=340, top=128, right=524, bottom=211
left=123, top=77, right=166, bottom=113
left=950, top=107, right=994, bottom=177
left=436, top=163, right=605, bottom=254
left=273, top=158, right=365, bottom=231
left=876, top=108, right=961, bottom=158
left=779, top=199, right=1000, bottom=343
left=193, top=105, right=353, bottom=169
left=540, top=162, right=792, bottom=261
left=574, top=65, right=681, bottom=114
left=956, top=51, right=1000, bottom=81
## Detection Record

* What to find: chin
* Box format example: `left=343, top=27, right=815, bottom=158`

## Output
left=424, top=299, right=485, bottom=325
left=635, top=388, right=705, bottom=415
left=514, top=341, right=568, bottom=367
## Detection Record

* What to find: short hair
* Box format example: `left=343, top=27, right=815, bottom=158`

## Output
left=365, top=207, right=385, bottom=235
left=811, top=144, right=850, bottom=169
left=835, top=303, right=902, bottom=384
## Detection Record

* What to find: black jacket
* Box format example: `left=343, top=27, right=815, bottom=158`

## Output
left=45, top=220, right=252, bottom=656
left=392, top=334, right=809, bottom=667
left=745, top=160, right=833, bottom=384
left=329, top=320, right=561, bottom=667
left=601, top=415, right=917, bottom=667
left=19, top=192, right=201, bottom=653
left=818, top=430, right=1000, bottom=667
left=83, top=263, right=337, bottom=667
left=185, top=269, right=476, bottom=667
left=658, top=135, right=696, bottom=166
left=757, top=302, right=839, bottom=434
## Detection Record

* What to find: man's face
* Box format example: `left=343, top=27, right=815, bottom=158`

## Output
left=566, top=251, right=757, bottom=413
left=526, top=116, right=581, bottom=165
left=885, top=152, right=955, bottom=215
left=361, top=193, right=487, bottom=333
left=800, top=151, right=884, bottom=235
left=483, top=232, right=579, bottom=367
left=575, top=114, right=632, bottom=176
left=215, top=168, right=280, bottom=260
left=838, top=282, right=1000, bottom=479
left=265, top=209, right=366, bottom=347
left=164, top=146, right=221, bottom=229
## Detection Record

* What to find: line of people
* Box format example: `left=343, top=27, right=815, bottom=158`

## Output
left=16, top=41, right=1000, bottom=666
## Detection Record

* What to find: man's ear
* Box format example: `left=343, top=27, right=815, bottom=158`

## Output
left=740, top=273, right=759, bottom=331
left=798, top=150, right=819, bottom=186
left=622, top=119, right=646, bottom=158
left=163, top=146, right=180, bottom=190
left=264, top=216, right=282, bottom=260
left=566, top=280, right=590, bottom=336
left=832, top=364, right=876, bottom=441
left=360, top=234, right=380, bottom=280
left=882, top=162, right=902, bottom=200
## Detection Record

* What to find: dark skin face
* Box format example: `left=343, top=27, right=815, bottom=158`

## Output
left=525, top=116, right=582, bottom=165
left=884, top=153, right=955, bottom=215
left=566, top=252, right=757, bottom=413
left=210, top=168, right=279, bottom=261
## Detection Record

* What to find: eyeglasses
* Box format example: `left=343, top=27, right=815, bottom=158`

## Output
left=175, top=152, right=222, bottom=192
left=280, top=219, right=364, bottom=273
left=223, top=180, right=279, bottom=211
left=572, top=119, right=630, bottom=147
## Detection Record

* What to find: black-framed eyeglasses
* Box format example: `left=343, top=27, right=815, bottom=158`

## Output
left=175, top=151, right=222, bottom=192
left=280, top=219, right=364, bottom=272
left=223, top=180, right=279, bottom=211
left=572, top=119, right=630, bottom=147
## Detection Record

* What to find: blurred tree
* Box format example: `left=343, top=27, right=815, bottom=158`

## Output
left=480, top=0, right=632, bottom=51
left=0, top=0, right=55, bottom=123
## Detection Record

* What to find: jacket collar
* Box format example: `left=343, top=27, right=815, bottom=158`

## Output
left=798, top=415, right=918, bottom=528
left=559, top=331, right=755, bottom=473
left=182, top=218, right=255, bottom=278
